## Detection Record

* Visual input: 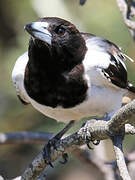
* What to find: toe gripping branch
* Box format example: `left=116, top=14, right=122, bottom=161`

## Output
left=43, top=120, right=75, bottom=167
left=81, top=122, right=100, bottom=149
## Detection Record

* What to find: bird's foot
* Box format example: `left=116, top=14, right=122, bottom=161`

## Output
left=43, top=120, right=74, bottom=167
left=59, top=153, right=69, bottom=164
left=80, top=120, right=100, bottom=149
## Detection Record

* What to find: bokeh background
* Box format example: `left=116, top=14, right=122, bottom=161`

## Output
left=0, top=0, right=135, bottom=179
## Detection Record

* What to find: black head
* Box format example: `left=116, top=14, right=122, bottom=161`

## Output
left=24, top=17, right=87, bottom=71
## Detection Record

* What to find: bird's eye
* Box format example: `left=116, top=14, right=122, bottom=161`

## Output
left=56, top=27, right=65, bottom=35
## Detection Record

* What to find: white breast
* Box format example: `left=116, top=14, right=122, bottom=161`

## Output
left=12, top=52, right=30, bottom=104
left=26, top=84, right=125, bottom=123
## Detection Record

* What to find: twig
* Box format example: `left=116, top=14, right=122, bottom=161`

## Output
left=0, top=132, right=53, bottom=145
left=116, top=0, right=135, bottom=40
left=108, top=99, right=135, bottom=133
left=111, top=134, right=131, bottom=180
left=0, top=123, right=134, bottom=146
left=0, top=123, right=133, bottom=146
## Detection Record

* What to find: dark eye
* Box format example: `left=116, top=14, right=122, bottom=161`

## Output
left=56, top=27, right=65, bottom=35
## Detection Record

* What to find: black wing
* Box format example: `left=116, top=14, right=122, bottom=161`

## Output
left=102, top=53, right=128, bottom=89
left=103, top=55, right=135, bottom=93
left=81, top=32, right=135, bottom=93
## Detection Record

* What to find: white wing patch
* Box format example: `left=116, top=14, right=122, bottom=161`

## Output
left=82, top=36, right=128, bottom=89
left=83, top=38, right=111, bottom=71
left=12, top=52, right=30, bottom=104
left=83, top=38, right=112, bottom=87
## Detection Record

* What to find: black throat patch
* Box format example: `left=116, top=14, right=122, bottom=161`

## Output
left=24, top=39, right=88, bottom=108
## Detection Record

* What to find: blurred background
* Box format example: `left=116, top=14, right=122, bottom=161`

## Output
left=0, top=0, right=135, bottom=179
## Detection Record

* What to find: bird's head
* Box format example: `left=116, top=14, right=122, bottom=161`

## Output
left=24, top=17, right=87, bottom=71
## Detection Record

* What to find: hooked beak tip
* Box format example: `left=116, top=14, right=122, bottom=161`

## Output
left=24, top=22, right=52, bottom=45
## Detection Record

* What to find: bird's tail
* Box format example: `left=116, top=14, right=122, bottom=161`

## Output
left=122, top=54, right=135, bottom=103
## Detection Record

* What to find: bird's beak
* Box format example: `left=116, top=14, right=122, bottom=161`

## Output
left=24, top=22, right=52, bottom=45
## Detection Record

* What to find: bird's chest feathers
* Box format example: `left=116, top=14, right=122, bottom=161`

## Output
left=24, top=61, right=88, bottom=109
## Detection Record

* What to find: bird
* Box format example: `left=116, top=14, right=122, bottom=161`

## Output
left=12, top=17, right=135, bottom=166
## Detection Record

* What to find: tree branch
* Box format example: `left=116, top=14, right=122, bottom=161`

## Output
left=108, top=99, right=135, bottom=133
left=112, top=134, right=131, bottom=180
left=0, top=100, right=133, bottom=179
left=0, top=123, right=133, bottom=146
left=116, top=0, right=135, bottom=40
left=0, top=132, right=53, bottom=145
left=20, top=99, right=135, bottom=180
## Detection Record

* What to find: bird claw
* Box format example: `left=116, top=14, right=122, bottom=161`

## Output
left=59, top=153, right=68, bottom=164
left=85, top=136, right=100, bottom=149
left=43, top=120, right=74, bottom=167
left=85, top=138, right=100, bottom=149
left=85, top=136, right=93, bottom=149
left=43, top=138, right=57, bottom=168
left=92, top=140, right=100, bottom=146
left=81, top=122, right=100, bottom=149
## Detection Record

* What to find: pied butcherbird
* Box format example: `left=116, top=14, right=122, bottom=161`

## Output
left=12, top=17, right=135, bottom=166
